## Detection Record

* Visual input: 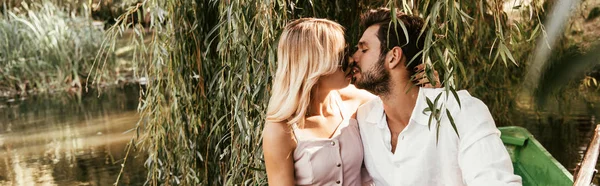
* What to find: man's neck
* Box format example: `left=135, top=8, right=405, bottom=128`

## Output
left=380, top=83, right=420, bottom=132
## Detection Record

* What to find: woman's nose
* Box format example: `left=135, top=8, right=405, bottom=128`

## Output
left=352, top=51, right=359, bottom=63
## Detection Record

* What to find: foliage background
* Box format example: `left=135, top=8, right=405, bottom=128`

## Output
left=99, top=0, right=556, bottom=185
left=3, top=0, right=597, bottom=185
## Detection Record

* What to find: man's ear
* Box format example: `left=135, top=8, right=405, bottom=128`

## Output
left=387, top=47, right=403, bottom=69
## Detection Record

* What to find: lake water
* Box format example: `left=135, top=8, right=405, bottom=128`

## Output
left=0, top=85, right=146, bottom=186
left=0, top=85, right=599, bottom=185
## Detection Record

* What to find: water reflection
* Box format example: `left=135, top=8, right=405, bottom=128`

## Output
left=510, top=97, right=600, bottom=185
left=1, top=84, right=599, bottom=185
left=0, top=85, right=145, bottom=186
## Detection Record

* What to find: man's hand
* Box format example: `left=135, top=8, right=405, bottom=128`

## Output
left=413, top=64, right=441, bottom=88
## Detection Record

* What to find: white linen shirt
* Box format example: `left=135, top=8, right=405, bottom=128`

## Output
left=357, top=88, right=522, bottom=186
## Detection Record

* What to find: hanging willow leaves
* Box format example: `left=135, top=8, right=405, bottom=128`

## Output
left=89, top=0, right=549, bottom=185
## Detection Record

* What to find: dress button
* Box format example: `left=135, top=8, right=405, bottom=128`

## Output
left=336, top=163, right=341, bottom=167
left=336, top=180, right=341, bottom=184
left=331, top=141, right=336, bottom=146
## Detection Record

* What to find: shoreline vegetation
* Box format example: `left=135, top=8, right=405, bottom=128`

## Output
left=0, top=1, right=145, bottom=99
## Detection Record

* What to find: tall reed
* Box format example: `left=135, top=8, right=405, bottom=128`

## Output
left=0, top=2, right=115, bottom=95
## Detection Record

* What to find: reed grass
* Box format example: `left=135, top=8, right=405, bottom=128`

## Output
left=0, top=2, right=116, bottom=95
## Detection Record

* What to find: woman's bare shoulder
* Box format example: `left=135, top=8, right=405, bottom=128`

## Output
left=263, top=121, right=295, bottom=148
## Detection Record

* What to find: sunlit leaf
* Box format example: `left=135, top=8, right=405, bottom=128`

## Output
left=446, top=109, right=459, bottom=138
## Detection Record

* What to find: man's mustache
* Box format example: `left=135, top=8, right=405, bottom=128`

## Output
left=343, top=58, right=355, bottom=76
left=347, top=58, right=359, bottom=74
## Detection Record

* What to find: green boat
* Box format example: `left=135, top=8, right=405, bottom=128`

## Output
left=499, top=126, right=574, bottom=186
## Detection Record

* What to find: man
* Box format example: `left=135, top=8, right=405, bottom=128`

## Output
left=350, top=8, right=522, bottom=185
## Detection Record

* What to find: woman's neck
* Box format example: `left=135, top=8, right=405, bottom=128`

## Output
left=306, top=88, right=339, bottom=118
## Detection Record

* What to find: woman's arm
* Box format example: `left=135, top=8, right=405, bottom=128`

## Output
left=339, top=85, right=377, bottom=106
left=263, top=121, right=296, bottom=186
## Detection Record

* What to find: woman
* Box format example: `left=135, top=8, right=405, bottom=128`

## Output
left=263, top=18, right=436, bottom=185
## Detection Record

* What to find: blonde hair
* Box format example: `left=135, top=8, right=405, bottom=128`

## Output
left=266, top=18, right=346, bottom=126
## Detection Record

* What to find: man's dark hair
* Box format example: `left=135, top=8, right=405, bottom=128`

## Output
left=360, top=8, right=427, bottom=78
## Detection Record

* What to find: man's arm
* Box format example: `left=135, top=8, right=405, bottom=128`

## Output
left=456, top=98, right=522, bottom=186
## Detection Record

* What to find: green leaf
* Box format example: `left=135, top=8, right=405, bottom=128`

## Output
left=428, top=113, right=434, bottom=131
left=422, top=107, right=432, bottom=115
left=501, top=43, right=518, bottom=66
left=500, top=46, right=507, bottom=67
left=456, top=4, right=474, bottom=21
left=449, top=86, right=461, bottom=108
left=425, top=97, right=435, bottom=114
left=489, top=38, right=498, bottom=59
left=436, top=118, right=441, bottom=145
left=425, top=97, right=436, bottom=131
left=491, top=45, right=501, bottom=68
left=447, top=109, right=459, bottom=138
left=427, top=67, right=436, bottom=87
left=455, top=59, right=468, bottom=83
left=529, top=24, right=541, bottom=41
left=433, top=92, right=442, bottom=106
left=419, top=15, right=431, bottom=40
left=395, top=17, right=410, bottom=48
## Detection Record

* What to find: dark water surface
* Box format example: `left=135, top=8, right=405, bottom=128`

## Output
left=509, top=97, right=600, bottom=185
left=1, top=85, right=599, bottom=185
left=0, top=85, right=145, bottom=186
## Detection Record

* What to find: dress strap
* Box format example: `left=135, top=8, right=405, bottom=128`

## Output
left=291, top=123, right=301, bottom=141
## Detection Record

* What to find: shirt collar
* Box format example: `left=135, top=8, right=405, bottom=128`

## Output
left=365, top=98, right=387, bottom=128
left=410, top=87, right=430, bottom=126
left=365, top=88, right=431, bottom=128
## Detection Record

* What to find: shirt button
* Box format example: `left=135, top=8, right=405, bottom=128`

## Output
left=331, top=141, right=336, bottom=146
left=336, top=163, right=341, bottom=167
left=336, top=180, right=341, bottom=184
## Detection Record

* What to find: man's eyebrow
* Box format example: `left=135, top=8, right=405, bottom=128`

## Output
left=357, top=41, right=366, bottom=47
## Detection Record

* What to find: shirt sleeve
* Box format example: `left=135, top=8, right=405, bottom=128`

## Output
left=456, top=98, right=523, bottom=186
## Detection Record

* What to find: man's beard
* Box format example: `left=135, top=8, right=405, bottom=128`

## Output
left=353, top=56, right=391, bottom=96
